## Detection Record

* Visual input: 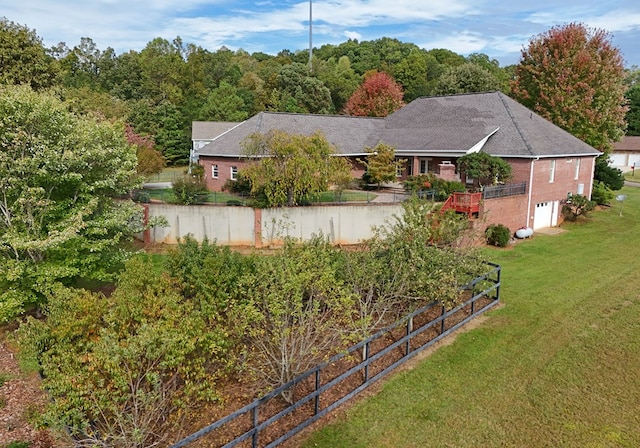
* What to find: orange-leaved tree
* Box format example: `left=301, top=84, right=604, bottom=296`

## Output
left=344, top=70, right=405, bottom=117
left=510, top=23, right=627, bottom=152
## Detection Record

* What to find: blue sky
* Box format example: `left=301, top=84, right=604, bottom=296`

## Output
left=5, top=0, right=640, bottom=67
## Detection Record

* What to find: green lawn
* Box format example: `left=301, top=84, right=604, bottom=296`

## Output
left=302, top=186, right=640, bottom=447
left=142, top=188, right=246, bottom=205
left=144, top=165, right=188, bottom=183
left=308, top=190, right=378, bottom=203
left=624, top=170, right=640, bottom=183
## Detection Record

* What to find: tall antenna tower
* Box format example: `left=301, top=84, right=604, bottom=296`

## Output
left=308, top=0, right=313, bottom=70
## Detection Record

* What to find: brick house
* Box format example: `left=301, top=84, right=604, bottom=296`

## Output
left=193, top=92, right=600, bottom=231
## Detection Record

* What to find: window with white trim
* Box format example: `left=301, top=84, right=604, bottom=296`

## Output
left=212, top=164, right=218, bottom=179
left=549, top=160, right=556, bottom=183
left=230, top=166, right=238, bottom=180
left=574, top=159, right=580, bottom=180
left=395, top=158, right=403, bottom=177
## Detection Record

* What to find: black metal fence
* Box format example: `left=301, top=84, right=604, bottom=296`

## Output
left=169, top=262, right=501, bottom=448
left=483, top=182, right=527, bottom=199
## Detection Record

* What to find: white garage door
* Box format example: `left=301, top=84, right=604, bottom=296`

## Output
left=610, top=153, right=627, bottom=167
left=534, top=201, right=553, bottom=230
left=629, top=154, right=640, bottom=169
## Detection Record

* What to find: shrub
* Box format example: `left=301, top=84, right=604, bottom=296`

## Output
left=485, top=224, right=511, bottom=247
left=591, top=180, right=614, bottom=205
left=172, top=174, right=208, bottom=205
left=403, top=174, right=466, bottom=201
left=594, top=155, right=624, bottom=191
left=562, top=194, right=596, bottom=221
left=16, top=257, right=223, bottom=447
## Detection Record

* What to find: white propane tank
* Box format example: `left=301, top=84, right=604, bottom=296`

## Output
left=515, top=227, right=533, bottom=239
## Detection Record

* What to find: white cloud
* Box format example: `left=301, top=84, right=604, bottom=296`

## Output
left=3, top=0, right=640, bottom=66
left=420, top=31, right=488, bottom=55
left=343, top=30, right=362, bottom=41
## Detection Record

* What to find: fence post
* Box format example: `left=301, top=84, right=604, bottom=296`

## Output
left=315, top=370, right=320, bottom=415
left=471, top=284, right=476, bottom=315
left=440, top=305, right=446, bottom=334
left=405, top=316, right=413, bottom=356
left=252, top=406, right=259, bottom=448
left=363, top=342, right=370, bottom=382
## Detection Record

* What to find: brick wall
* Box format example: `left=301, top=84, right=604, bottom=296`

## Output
left=481, top=156, right=596, bottom=232
left=481, top=195, right=529, bottom=235
left=199, top=157, right=244, bottom=192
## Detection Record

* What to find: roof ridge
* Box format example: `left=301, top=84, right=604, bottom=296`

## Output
left=497, top=92, right=536, bottom=157
left=254, top=110, right=384, bottom=120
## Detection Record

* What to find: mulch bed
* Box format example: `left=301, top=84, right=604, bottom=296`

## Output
left=170, top=296, right=496, bottom=447
left=0, top=294, right=496, bottom=448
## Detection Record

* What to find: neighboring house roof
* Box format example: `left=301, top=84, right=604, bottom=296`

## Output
left=192, top=121, right=241, bottom=140
left=198, top=112, right=382, bottom=157
left=195, top=92, right=600, bottom=160
left=612, top=136, right=640, bottom=152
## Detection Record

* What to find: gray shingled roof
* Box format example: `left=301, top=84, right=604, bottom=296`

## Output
left=382, top=92, right=600, bottom=158
left=197, top=112, right=382, bottom=156
left=196, top=92, right=600, bottom=159
left=192, top=121, right=241, bottom=140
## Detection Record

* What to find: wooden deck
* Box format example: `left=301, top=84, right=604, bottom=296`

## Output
left=441, top=192, right=482, bottom=217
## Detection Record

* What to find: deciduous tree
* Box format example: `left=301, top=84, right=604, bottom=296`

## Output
left=434, top=62, right=502, bottom=95
left=624, top=67, right=640, bottom=136
left=510, top=23, right=628, bottom=152
left=125, top=124, right=165, bottom=177
left=0, top=85, right=142, bottom=322
left=344, top=71, right=405, bottom=117
left=359, top=142, right=405, bottom=186
left=272, top=63, right=332, bottom=114
left=240, top=237, right=355, bottom=403
left=457, top=152, right=512, bottom=188
left=0, top=18, right=56, bottom=89
left=240, top=130, right=352, bottom=206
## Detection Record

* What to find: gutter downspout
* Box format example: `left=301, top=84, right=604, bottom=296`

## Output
left=526, top=157, right=539, bottom=226
left=588, top=156, right=597, bottom=200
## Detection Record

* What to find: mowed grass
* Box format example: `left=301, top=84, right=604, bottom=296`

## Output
left=145, top=165, right=188, bottom=183
left=303, top=187, right=640, bottom=448
left=143, top=188, right=244, bottom=204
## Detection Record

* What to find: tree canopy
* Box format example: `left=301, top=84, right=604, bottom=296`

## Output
left=434, top=62, right=502, bottom=95
left=0, top=85, right=142, bottom=322
left=457, top=152, right=512, bottom=188
left=240, top=130, right=352, bottom=207
left=344, top=71, right=405, bottom=117
left=624, top=67, right=640, bottom=136
left=0, top=18, right=56, bottom=89
left=510, top=23, right=628, bottom=151
left=360, top=143, right=405, bottom=186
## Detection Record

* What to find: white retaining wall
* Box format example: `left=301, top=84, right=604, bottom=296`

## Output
left=143, top=203, right=403, bottom=247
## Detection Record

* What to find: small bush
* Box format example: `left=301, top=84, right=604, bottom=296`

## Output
left=485, top=224, right=511, bottom=247
left=132, top=190, right=150, bottom=203
left=591, top=180, right=614, bottom=205
left=404, top=174, right=466, bottom=201
left=172, top=174, right=208, bottom=205
left=224, top=173, right=252, bottom=194
left=562, top=194, right=596, bottom=221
